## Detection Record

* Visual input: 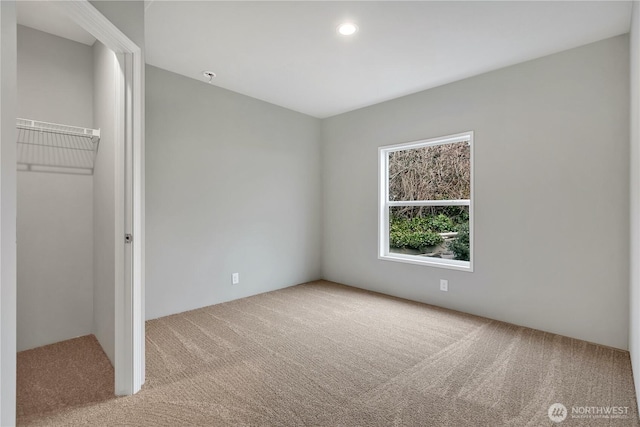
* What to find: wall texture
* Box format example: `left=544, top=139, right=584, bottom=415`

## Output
left=92, top=41, right=117, bottom=364
left=145, top=65, right=322, bottom=320
left=629, top=1, right=640, bottom=410
left=16, top=25, right=94, bottom=351
left=16, top=26, right=93, bottom=127
left=17, top=174, right=93, bottom=350
left=322, top=35, right=630, bottom=349
left=0, top=2, right=18, bottom=424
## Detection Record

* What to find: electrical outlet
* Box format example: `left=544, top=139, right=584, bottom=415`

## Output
left=440, top=279, right=448, bottom=292
left=232, top=273, right=239, bottom=285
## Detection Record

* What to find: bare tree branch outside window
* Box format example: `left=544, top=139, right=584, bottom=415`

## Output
left=389, top=142, right=470, bottom=218
left=386, top=140, right=471, bottom=261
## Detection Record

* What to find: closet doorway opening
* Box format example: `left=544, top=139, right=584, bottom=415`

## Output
left=14, top=1, right=143, bottom=415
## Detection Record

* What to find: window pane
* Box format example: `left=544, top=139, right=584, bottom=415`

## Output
left=389, top=206, right=470, bottom=262
left=389, top=141, right=470, bottom=201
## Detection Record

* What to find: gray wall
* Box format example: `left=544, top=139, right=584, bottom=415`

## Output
left=16, top=25, right=94, bottom=351
left=16, top=26, right=93, bottom=127
left=17, top=174, right=93, bottom=350
left=1, top=2, right=18, bottom=425
left=629, top=1, right=640, bottom=409
left=321, top=35, right=630, bottom=350
left=145, top=65, right=322, bottom=320
left=92, top=41, right=117, bottom=364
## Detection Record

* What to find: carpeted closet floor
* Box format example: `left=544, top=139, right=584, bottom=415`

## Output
left=17, top=280, right=639, bottom=426
left=17, top=334, right=114, bottom=420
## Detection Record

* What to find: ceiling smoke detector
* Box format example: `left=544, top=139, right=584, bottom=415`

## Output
left=203, top=71, right=216, bottom=84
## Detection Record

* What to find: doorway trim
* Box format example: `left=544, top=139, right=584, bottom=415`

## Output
left=61, top=1, right=145, bottom=395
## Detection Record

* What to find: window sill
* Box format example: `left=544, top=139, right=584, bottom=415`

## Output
left=379, top=253, right=473, bottom=272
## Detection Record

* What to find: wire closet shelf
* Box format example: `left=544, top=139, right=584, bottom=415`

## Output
left=16, top=118, right=100, bottom=174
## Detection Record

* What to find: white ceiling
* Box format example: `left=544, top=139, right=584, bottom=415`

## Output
left=16, top=1, right=96, bottom=46
left=145, top=1, right=632, bottom=118
left=17, top=1, right=632, bottom=119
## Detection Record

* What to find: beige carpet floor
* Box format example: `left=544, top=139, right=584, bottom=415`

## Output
left=17, top=334, right=114, bottom=420
left=17, top=280, right=639, bottom=426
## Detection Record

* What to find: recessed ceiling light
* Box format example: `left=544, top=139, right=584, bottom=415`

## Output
left=337, top=22, right=358, bottom=36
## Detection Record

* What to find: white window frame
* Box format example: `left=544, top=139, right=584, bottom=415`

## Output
left=378, top=131, right=474, bottom=272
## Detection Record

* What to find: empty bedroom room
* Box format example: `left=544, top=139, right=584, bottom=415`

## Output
left=2, top=0, right=640, bottom=426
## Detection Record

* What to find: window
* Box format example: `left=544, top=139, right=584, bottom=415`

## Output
left=378, top=132, right=473, bottom=271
